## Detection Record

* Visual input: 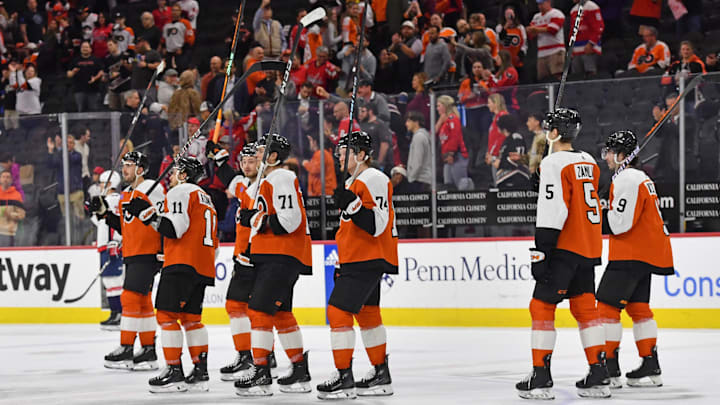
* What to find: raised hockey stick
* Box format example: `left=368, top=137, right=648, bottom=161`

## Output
left=63, top=260, right=111, bottom=304
left=339, top=1, right=370, bottom=187
left=103, top=61, right=165, bottom=192
left=251, top=7, right=326, bottom=204
left=145, top=60, right=286, bottom=197
left=554, top=0, right=587, bottom=109
left=212, top=0, right=246, bottom=143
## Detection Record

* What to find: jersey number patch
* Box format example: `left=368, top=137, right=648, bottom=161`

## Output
left=583, top=182, right=601, bottom=224
left=203, top=209, right=216, bottom=247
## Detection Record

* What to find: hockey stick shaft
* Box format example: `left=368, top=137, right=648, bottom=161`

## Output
left=340, top=1, right=370, bottom=184
left=555, top=0, right=586, bottom=109
left=63, top=260, right=111, bottom=304
left=212, top=0, right=246, bottom=143
left=146, top=60, right=286, bottom=197
left=103, top=61, right=166, bottom=193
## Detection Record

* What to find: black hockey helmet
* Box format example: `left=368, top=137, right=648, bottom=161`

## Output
left=543, top=108, right=582, bottom=140
left=265, top=133, right=291, bottom=163
left=175, top=156, right=205, bottom=184
left=603, top=130, right=638, bottom=159
left=348, top=131, right=373, bottom=156
left=240, top=142, right=257, bottom=157
left=121, top=151, right=149, bottom=175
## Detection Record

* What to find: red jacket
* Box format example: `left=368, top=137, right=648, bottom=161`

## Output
left=438, top=115, right=468, bottom=158
left=305, top=59, right=338, bottom=91
left=488, top=110, right=509, bottom=157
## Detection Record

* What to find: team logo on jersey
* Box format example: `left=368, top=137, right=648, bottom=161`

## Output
left=198, top=191, right=213, bottom=207
left=122, top=202, right=135, bottom=223
left=575, top=164, right=594, bottom=180
left=637, top=53, right=655, bottom=65
left=645, top=181, right=657, bottom=196
left=167, top=27, right=180, bottom=36
left=502, top=33, right=521, bottom=47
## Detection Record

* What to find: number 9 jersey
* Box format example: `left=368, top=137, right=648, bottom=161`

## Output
left=536, top=150, right=602, bottom=262
left=162, top=182, right=218, bottom=284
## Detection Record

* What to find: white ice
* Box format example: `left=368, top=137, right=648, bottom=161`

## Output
left=1, top=324, right=718, bottom=404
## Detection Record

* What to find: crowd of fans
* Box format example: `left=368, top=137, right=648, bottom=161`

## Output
left=1, top=0, right=719, bottom=245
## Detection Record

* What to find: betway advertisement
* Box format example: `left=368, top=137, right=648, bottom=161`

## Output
left=1, top=235, right=719, bottom=311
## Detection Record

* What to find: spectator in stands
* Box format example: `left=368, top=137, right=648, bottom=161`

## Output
left=1, top=66, right=18, bottom=129
left=322, top=8, right=342, bottom=54
left=338, top=37, right=376, bottom=93
left=130, top=38, right=162, bottom=94
left=424, top=25, right=451, bottom=83
left=47, top=134, right=84, bottom=220
left=676, top=0, right=702, bottom=36
left=163, top=4, right=195, bottom=72
left=496, top=5, right=527, bottom=74
left=526, top=112, right=546, bottom=175
left=437, top=0, right=463, bottom=28
left=67, top=41, right=104, bottom=112
left=341, top=1, right=361, bottom=47
left=290, top=10, right=308, bottom=59
left=91, top=12, right=112, bottom=59
left=201, top=56, right=222, bottom=101
left=104, top=39, right=132, bottom=110
left=0, top=152, right=24, bottom=200
left=186, top=116, right=207, bottom=164
left=332, top=100, right=359, bottom=144
left=9, top=62, right=41, bottom=115
left=168, top=69, right=201, bottom=130
left=111, top=12, right=135, bottom=54
left=0, top=168, right=25, bottom=247
left=156, top=68, right=177, bottom=119
left=388, top=20, right=422, bottom=92
left=451, top=29, right=494, bottom=79
left=359, top=103, right=392, bottom=171
left=302, top=134, right=336, bottom=197
left=571, top=0, right=604, bottom=78
left=468, top=13, right=498, bottom=60
left=706, top=50, right=720, bottom=73
left=253, top=0, right=284, bottom=58
left=626, top=25, right=670, bottom=75
left=486, top=93, right=509, bottom=166
left=667, top=40, right=706, bottom=76
left=407, top=71, right=431, bottom=129
left=20, top=0, right=44, bottom=45
left=178, top=0, right=200, bottom=30
left=305, top=46, right=340, bottom=93
left=373, top=48, right=400, bottom=94
left=390, top=165, right=412, bottom=194
left=494, top=114, right=530, bottom=190
left=86, top=166, right=105, bottom=198
left=629, top=0, right=661, bottom=32
left=436, top=95, right=471, bottom=190
left=488, top=50, right=519, bottom=111
left=137, top=12, right=162, bottom=50
left=289, top=52, right=307, bottom=89
left=357, top=79, right=390, bottom=123
left=528, top=0, right=566, bottom=81
left=405, top=110, right=432, bottom=190
left=75, top=128, right=91, bottom=192
left=208, top=59, right=236, bottom=111
left=295, top=82, right=316, bottom=136
left=153, top=0, right=172, bottom=30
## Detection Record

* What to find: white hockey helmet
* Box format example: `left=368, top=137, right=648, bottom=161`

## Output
left=99, top=170, right=121, bottom=190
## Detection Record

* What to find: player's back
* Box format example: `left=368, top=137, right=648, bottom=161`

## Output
left=536, top=150, right=602, bottom=262
left=163, top=182, right=217, bottom=283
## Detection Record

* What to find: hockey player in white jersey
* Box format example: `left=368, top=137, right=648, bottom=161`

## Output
left=596, top=130, right=674, bottom=388
left=91, top=170, right=124, bottom=330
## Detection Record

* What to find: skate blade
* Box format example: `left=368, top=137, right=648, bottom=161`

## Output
left=133, top=361, right=159, bottom=371
left=608, top=377, right=623, bottom=389
left=100, top=325, right=120, bottom=332
left=626, top=375, right=662, bottom=387
left=186, top=381, right=210, bottom=392
left=149, top=382, right=188, bottom=393
left=577, top=385, right=611, bottom=398
left=220, top=369, right=254, bottom=382
left=278, top=381, right=312, bottom=393
left=317, top=388, right=357, bottom=400
left=104, top=360, right=133, bottom=370
left=235, top=385, right=273, bottom=397
left=517, top=387, right=554, bottom=400
left=357, top=384, right=393, bottom=396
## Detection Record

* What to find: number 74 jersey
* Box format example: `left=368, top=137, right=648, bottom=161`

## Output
left=536, top=150, right=602, bottom=261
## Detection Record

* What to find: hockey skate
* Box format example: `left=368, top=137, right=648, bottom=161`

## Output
left=516, top=354, right=554, bottom=400
left=185, top=353, right=210, bottom=392
left=148, top=364, right=187, bottom=393
left=104, top=345, right=134, bottom=369
left=235, top=364, right=273, bottom=397
left=356, top=355, right=393, bottom=396
left=606, top=348, right=622, bottom=389
left=132, top=344, right=159, bottom=371
left=220, top=351, right=254, bottom=381
left=626, top=346, right=663, bottom=387
left=317, top=368, right=356, bottom=400
left=278, top=351, right=311, bottom=393
left=99, top=311, right=121, bottom=331
left=576, top=352, right=611, bottom=398
left=268, top=350, right=278, bottom=378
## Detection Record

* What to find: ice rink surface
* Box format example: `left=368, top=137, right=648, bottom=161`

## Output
left=1, top=324, right=719, bottom=404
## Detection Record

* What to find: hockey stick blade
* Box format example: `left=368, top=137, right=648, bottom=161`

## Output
left=300, top=7, right=326, bottom=28
left=63, top=260, right=110, bottom=303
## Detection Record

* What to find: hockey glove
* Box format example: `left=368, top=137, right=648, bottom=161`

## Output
left=89, top=196, right=108, bottom=217
left=238, top=208, right=259, bottom=227
left=334, top=188, right=362, bottom=215
left=206, top=140, right=229, bottom=166
left=107, top=241, right=121, bottom=257
left=126, top=197, right=157, bottom=225
left=529, top=249, right=552, bottom=284
left=250, top=210, right=268, bottom=233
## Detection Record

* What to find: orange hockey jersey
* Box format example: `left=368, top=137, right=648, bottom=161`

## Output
left=335, top=168, right=399, bottom=274
left=536, top=151, right=602, bottom=262
left=498, top=26, right=527, bottom=67
left=628, top=41, right=670, bottom=73
left=119, top=180, right=165, bottom=263
left=250, top=169, right=312, bottom=274
left=232, top=177, right=257, bottom=262
left=162, top=182, right=218, bottom=283
left=607, top=168, right=674, bottom=274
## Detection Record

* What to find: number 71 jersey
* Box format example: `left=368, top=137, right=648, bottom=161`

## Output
left=536, top=150, right=602, bottom=261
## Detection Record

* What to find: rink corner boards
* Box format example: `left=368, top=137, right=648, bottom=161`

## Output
left=2, top=307, right=720, bottom=329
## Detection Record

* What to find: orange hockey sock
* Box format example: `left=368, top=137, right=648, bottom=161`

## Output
left=157, top=310, right=183, bottom=365
left=570, top=293, right=604, bottom=364
left=530, top=298, right=557, bottom=367
left=273, top=311, right=304, bottom=363
left=598, top=301, right=622, bottom=358
left=248, top=309, right=274, bottom=365
left=327, top=305, right=355, bottom=370
left=226, top=300, right=251, bottom=352
left=626, top=302, right=656, bottom=357
left=356, top=305, right=387, bottom=366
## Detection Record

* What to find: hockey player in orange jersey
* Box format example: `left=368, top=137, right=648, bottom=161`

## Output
left=91, top=151, right=164, bottom=371
left=234, top=134, right=313, bottom=397
left=125, top=156, right=218, bottom=393
left=516, top=108, right=610, bottom=399
left=596, top=130, right=674, bottom=388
